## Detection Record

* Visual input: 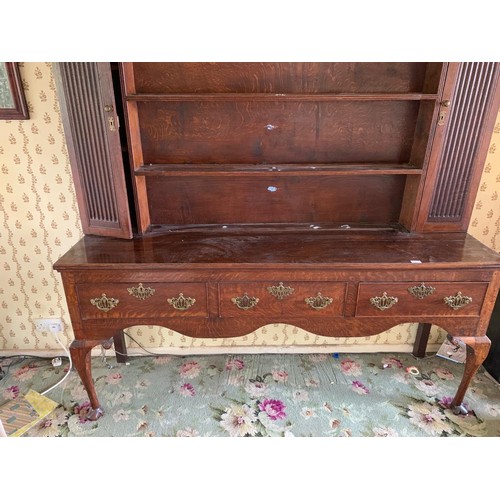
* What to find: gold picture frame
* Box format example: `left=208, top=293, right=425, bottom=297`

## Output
left=0, top=62, right=29, bottom=120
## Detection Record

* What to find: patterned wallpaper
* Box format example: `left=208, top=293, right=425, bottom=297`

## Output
left=0, top=63, right=498, bottom=353
left=0, top=63, right=83, bottom=351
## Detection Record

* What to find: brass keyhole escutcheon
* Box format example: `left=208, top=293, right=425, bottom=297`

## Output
left=304, top=292, right=333, bottom=310
left=370, top=292, right=398, bottom=311
left=408, top=283, right=436, bottom=299
left=232, top=293, right=259, bottom=310
left=443, top=291, right=472, bottom=310
left=90, top=294, right=119, bottom=312
left=127, top=283, right=155, bottom=300
left=167, top=293, right=196, bottom=311
left=267, top=282, right=294, bottom=300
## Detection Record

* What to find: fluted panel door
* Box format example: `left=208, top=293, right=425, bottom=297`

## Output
left=54, top=62, right=132, bottom=238
left=426, top=63, right=500, bottom=230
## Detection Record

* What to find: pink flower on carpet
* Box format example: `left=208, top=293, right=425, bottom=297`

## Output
left=414, top=378, right=440, bottom=396
left=179, top=383, right=196, bottom=397
left=245, top=380, right=267, bottom=397
left=3, top=385, right=20, bottom=399
left=300, top=407, right=317, bottom=419
left=74, top=401, right=93, bottom=423
left=106, top=372, right=123, bottom=385
left=36, top=418, right=60, bottom=437
left=14, top=364, right=36, bottom=381
left=305, top=378, right=320, bottom=388
left=351, top=380, right=370, bottom=394
left=340, top=358, right=362, bottom=376
left=373, top=426, right=399, bottom=437
left=179, top=361, right=201, bottom=379
left=258, top=399, right=286, bottom=420
left=435, top=367, right=454, bottom=380
left=438, top=396, right=454, bottom=408
left=329, top=419, right=341, bottom=429
left=438, top=396, right=470, bottom=413
left=407, top=401, right=453, bottom=436
left=381, top=356, right=404, bottom=369
left=272, top=370, right=288, bottom=383
left=225, top=358, right=245, bottom=371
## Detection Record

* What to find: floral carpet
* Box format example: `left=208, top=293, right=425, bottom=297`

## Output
left=1, top=351, right=500, bottom=437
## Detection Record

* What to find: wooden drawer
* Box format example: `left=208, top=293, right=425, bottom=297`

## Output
left=355, top=282, right=488, bottom=317
left=77, top=282, right=208, bottom=319
left=219, top=281, right=346, bottom=318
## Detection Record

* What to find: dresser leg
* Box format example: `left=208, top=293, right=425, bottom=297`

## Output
left=450, top=335, right=491, bottom=416
left=413, top=323, right=431, bottom=358
left=113, top=330, right=129, bottom=364
left=70, top=339, right=104, bottom=420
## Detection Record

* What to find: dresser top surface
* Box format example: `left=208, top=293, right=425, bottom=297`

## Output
left=54, top=230, right=500, bottom=270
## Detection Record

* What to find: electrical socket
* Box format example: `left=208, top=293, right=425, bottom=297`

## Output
left=34, top=318, right=63, bottom=334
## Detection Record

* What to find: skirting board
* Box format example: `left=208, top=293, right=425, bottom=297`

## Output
left=0, top=343, right=443, bottom=358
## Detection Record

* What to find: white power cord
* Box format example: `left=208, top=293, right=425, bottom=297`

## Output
left=41, top=329, right=73, bottom=396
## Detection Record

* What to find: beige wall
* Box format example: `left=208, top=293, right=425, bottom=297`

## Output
left=0, top=62, right=499, bottom=354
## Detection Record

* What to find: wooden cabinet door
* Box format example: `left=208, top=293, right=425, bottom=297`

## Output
left=415, top=62, right=500, bottom=232
left=54, top=62, right=133, bottom=239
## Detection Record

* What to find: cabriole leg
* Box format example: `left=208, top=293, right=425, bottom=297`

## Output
left=450, top=335, right=491, bottom=416
left=69, top=339, right=104, bottom=420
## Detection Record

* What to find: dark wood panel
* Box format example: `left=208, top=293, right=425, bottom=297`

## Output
left=130, top=62, right=432, bottom=94
left=426, top=62, right=500, bottom=227
left=145, top=174, right=406, bottom=226
left=138, top=100, right=419, bottom=164
left=54, top=63, right=132, bottom=238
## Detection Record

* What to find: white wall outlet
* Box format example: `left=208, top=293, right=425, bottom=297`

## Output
left=34, top=318, right=63, bottom=334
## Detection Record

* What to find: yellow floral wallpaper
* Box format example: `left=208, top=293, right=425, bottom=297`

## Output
left=0, top=63, right=83, bottom=352
left=0, top=63, right=498, bottom=354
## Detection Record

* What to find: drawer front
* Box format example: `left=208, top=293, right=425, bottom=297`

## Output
left=355, top=282, right=488, bottom=317
left=78, top=282, right=208, bottom=319
left=219, top=281, right=346, bottom=318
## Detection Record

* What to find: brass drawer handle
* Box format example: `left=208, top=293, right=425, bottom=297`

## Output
left=305, top=292, right=333, bottom=310
left=370, top=292, right=398, bottom=311
left=127, top=283, right=155, bottom=300
left=167, top=293, right=196, bottom=311
left=90, top=294, right=119, bottom=312
left=267, top=282, right=294, bottom=300
left=408, top=282, right=436, bottom=299
left=232, top=293, right=259, bottom=310
left=443, top=291, right=472, bottom=310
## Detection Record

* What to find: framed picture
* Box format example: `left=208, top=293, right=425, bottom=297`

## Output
left=0, top=62, right=29, bottom=120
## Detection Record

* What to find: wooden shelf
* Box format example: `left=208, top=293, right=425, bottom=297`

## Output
left=146, top=222, right=406, bottom=235
left=125, top=92, right=439, bottom=102
left=135, top=163, right=423, bottom=177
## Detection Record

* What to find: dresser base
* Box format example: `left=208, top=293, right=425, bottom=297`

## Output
left=55, top=232, right=500, bottom=421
